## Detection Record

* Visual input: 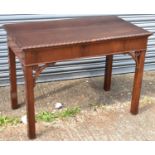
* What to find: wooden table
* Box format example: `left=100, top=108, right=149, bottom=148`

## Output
left=3, top=16, right=152, bottom=139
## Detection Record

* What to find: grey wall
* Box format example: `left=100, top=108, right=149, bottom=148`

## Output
left=0, top=14, right=155, bottom=86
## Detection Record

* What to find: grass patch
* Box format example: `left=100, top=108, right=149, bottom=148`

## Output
left=141, top=96, right=154, bottom=106
left=0, top=116, right=20, bottom=126
left=0, top=107, right=81, bottom=126
left=36, top=107, right=81, bottom=122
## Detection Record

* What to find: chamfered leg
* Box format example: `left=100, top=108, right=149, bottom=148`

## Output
left=130, top=50, right=146, bottom=115
left=24, top=66, right=36, bottom=139
left=104, top=55, right=113, bottom=91
left=8, top=47, right=18, bottom=109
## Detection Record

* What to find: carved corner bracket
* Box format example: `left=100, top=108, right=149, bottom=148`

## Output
left=32, top=62, right=56, bottom=87
left=128, top=51, right=142, bottom=69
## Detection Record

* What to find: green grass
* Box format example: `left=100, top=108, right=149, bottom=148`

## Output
left=0, top=116, right=20, bottom=126
left=36, top=107, right=81, bottom=122
left=0, top=107, right=81, bottom=126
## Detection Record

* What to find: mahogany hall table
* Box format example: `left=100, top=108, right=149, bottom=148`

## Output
left=3, top=16, right=152, bottom=139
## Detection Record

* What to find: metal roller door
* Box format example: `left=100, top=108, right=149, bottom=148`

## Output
left=0, top=14, right=155, bottom=86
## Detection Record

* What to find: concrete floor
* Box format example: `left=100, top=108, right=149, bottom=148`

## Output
left=0, top=71, right=155, bottom=140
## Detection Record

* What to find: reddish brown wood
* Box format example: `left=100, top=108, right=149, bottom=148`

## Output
left=104, top=55, right=113, bottom=91
left=24, top=66, right=36, bottom=139
left=4, top=16, right=151, bottom=50
left=8, top=47, right=18, bottom=109
left=3, top=16, right=152, bottom=139
left=23, top=37, right=148, bottom=66
left=32, top=62, right=56, bottom=87
left=130, top=50, right=146, bottom=115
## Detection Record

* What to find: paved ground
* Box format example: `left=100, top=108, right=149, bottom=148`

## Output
left=0, top=71, right=155, bottom=141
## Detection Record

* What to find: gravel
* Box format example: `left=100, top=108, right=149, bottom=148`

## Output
left=0, top=71, right=155, bottom=140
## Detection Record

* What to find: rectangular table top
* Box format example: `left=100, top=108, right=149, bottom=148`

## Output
left=4, top=16, right=151, bottom=51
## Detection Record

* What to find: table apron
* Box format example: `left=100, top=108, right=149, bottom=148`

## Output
left=21, top=37, right=148, bottom=66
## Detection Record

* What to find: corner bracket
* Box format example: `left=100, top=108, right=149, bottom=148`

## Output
left=128, top=51, right=143, bottom=70
left=32, top=62, right=56, bottom=87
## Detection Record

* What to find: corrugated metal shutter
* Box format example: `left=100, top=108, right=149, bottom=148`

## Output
left=0, top=14, right=155, bottom=86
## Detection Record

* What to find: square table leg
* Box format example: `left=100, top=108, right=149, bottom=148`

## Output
left=104, top=55, right=113, bottom=91
left=24, top=66, right=36, bottom=139
left=130, top=50, right=146, bottom=115
left=8, top=47, right=18, bottom=109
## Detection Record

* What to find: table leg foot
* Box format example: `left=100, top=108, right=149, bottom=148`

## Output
left=130, top=50, right=146, bottom=115
left=24, top=66, right=36, bottom=139
left=104, top=55, right=113, bottom=91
